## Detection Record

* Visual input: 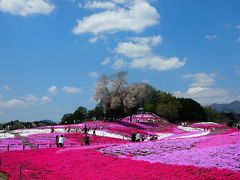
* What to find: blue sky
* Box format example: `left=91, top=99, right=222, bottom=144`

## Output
left=0, top=0, right=240, bottom=122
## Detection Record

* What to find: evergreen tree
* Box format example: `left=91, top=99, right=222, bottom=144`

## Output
left=178, top=98, right=207, bottom=122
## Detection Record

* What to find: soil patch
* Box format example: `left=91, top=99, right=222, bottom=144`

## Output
left=0, top=172, right=8, bottom=180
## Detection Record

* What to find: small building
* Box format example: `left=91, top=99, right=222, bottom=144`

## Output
left=122, top=111, right=166, bottom=123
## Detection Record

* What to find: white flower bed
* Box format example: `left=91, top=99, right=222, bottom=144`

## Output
left=156, top=133, right=174, bottom=139
left=171, top=131, right=210, bottom=139
left=1, top=128, right=128, bottom=140
left=94, top=130, right=130, bottom=140
left=178, top=126, right=203, bottom=132
left=12, top=128, right=65, bottom=136
left=0, top=133, right=15, bottom=139
left=0, top=124, right=210, bottom=142
left=194, top=122, right=220, bottom=125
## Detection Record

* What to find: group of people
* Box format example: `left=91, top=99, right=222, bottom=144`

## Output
left=55, top=135, right=64, bottom=147
left=83, top=124, right=100, bottom=136
left=181, top=122, right=188, bottom=127
left=131, top=132, right=159, bottom=142
left=51, top=124, right=103, bottom=135
left=53, top=124, right=102, bottom=148
left=55, top=134, right=91, bottom=147
left=131, top=132, right=145, bottom=142
left=147, top=134, right=158, bottom=141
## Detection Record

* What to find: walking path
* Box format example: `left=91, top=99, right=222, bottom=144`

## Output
left=12, top=132, right=35, bottom=149
left=0, top=172, right=7, bottom=180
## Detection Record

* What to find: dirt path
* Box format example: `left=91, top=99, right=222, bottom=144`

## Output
left=0, top=172, right=8, bottom=180
left=12, top=133, right=35, bottom=149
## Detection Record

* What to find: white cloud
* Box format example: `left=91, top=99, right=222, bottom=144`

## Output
left=112, top=59, right=127, bottom=69
left=115, top=35, right=162, bottom=58
left=23, top=94, right=52, bottom=104
left=174, top=87, right=234, bottom=105
left=112, top=0, right=127, bottom=4
left=62, top=86, right=81, bottom=94
left=88, top=36, right=99, bottom=43
left=0, top=94, right=53, bottom=109
left=237, top=37, right=240, bottom=43
left=142, top=79, right=150, bottom=83
left=236, top=24, right=240, bottom=30
left=89, top=71, right=99, bottom=78
left=0, top=0, right=55, bottom=16
left=101, top=58, right=111, bottom=66
left=88, top=34, right=107, bottom=43
left=84, top=1, right=116, bottom=10
left=0, top=99, right=26, bottom=108
left=204, top=34, right=218, bottom=40
left=73, top=0, right=159, bottom=35
left=24, top=95, right=39, bottom=104
left=49, top=85, right=82, bottom=94
left=48, top=85, right=58, bottom=94
left=174, top=72, right=239, bottom=105
left=112, top=0, right=129, bottom=4
left=182, top=73, right=215, bottom=87
left=114, top=35, right=185, bottom=71
left=130, top=56, right=186, bottom=71
left=130, top=35, right=162, bottom=46
left=151, top=35, right=162, bottom=46
left=41, top=96, right=53, bottom=104
left=185, top=87, right=209, bottom=95
left=3, top=85, right=11, bottom=91
left=116, top=41, right=152, bottom=58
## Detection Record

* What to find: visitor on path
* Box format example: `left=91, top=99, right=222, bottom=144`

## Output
left=148, top=134, right=154, bottom=141
left=83, top=124, right=88, bottom=134
left=84, top=134, right=90, bottom=145
left=237, top=124, right=240, bottom=133
left=58, top=135, right=64, bottom=147
left=131, top=132, right=136, bottom=142
left=93, top=127, right=96, bottom=136
left=136, top=132, right=141, bottom=142
left=141, top=134, right=145, bottom=141
left=51, top=126, right=54, bottom=133
left=56, top=135, right=59, bottom=147
left=147, top=134, right=150, bottom=141
left=147, top=118, right=150, bottom=123
left=67, top=127, right=71, bottom=133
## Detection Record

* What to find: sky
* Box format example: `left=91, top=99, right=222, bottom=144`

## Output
left=0, top=0, right=240, bottom=122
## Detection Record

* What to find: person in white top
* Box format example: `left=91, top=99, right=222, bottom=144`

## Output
left=58, top=135, right=64, bottom=147
left=136, top=132, right=141, bottom=142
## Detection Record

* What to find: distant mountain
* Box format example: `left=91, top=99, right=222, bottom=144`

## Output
left=210, top=100, right=240, bottom=113
left=38, top=120, right=56, bottom=124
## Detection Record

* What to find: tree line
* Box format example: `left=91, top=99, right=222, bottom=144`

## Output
left=60, top=72, right=238, bottom=126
